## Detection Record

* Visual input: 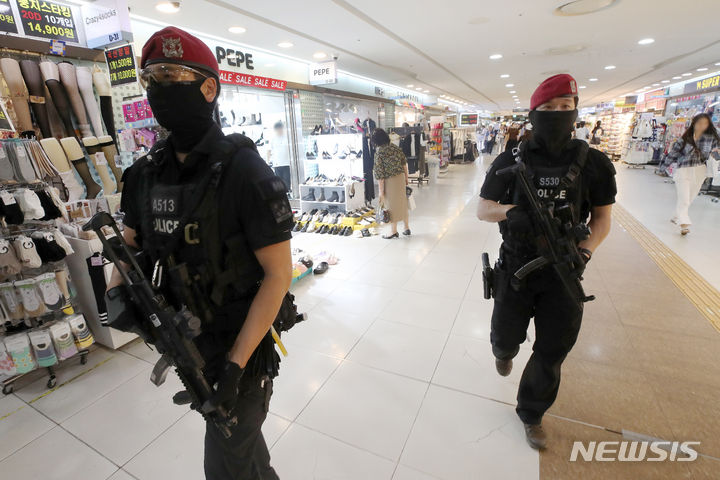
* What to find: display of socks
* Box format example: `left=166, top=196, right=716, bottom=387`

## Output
left=59, top=137, right=101, bottom=199
left=97, top=136, right=122, bottom=191
left=0, top=341, right=17, bottom=376
left=35, top=272, right=65, bottom=310
left=83, top=137, right=116, bottom=193
left=0, top=58, right=34, bottom=136
left=0, top=144, right=17, bottom=181
left=4, top=333, right=36, bottom=374
left=67, top=314, right=93, bottom=349
left=52, top=229, right=74, bottom=256
left=31, top=231, right=67, bottom=263
left=0, top=282, right=24, bottom=320
left=19, top=59, right=52, bottom=139
left=49, top=320, right=77, bottom=360
left=39, top=61, right=75, bottom=138
left=12, top=235, right=42, bottom=269
left=36, top=190, right=62, bottom=220
left=14, top=278, right=46, bottom=317
left=0, top=191, right=24, bottom=224
left=86, top=253, right=108, bottom=325
left=58, top=62, right=92, bottom=138
left=0, top=239, right=22, bottom=279
left=28, top=329, right=57, bottom=367
left=14, top=188, right=44, bottom=220
left=10, top=143, right=40, bottom=182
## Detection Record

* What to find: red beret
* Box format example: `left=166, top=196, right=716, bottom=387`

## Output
left=530, top=74, right=578, bottom=111
left=141, top=26, right=219, bottom=77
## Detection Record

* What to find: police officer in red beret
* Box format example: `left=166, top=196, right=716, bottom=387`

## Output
left=108, top=26, right=292, bottom=478
left=477, top=74, right=617, bottom=449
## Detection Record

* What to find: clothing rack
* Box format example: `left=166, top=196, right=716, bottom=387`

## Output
left=390, top=126, right=428, bottom=186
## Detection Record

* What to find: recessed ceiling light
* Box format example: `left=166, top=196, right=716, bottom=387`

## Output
left=555, top=0, right=618, bottom=16
left=505, top=83, right=514, bottom=87
left=500, top=74, right=510, bottom=78
left=489, top=54, right=503, bottom=60
left=509, top=90, right=516, bottom=93
left=416, top=87, right=422, bottom=91
left=277, top=42, right=293, bottom=48
left=697, top=67, right=708, bottom=72
left=155, top=1, right=180, bottom=13
left=661, top=80, right=670, bottom=83
left=423, top=90, right=429, bottom=93
left=407, top=84, right=414, bottom=88
left=579, top=85, right=587, bottom=89
left=604, top=65, right=616, bottom=70
left=652, top=83, right=660, bottom=86
left=589, top=78, right=598, bottom=81
left=228, top=26, right=246, bottom=34
left=681, top=72, right=692, bottom=76
left=716, top=62, right=720, bottom=66
left=313, top=52, right=327, bottom=59
left=638, top=38, right=655, bottom=45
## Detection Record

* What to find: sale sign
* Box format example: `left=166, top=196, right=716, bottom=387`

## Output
left=15, top=0, right=78, bottom=43
left=105, top=43, right=137, bottom=86
left=219, top=70, right=287, bottom=91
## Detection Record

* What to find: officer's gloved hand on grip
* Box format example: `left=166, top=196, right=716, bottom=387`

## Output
left=207, top=361, right=245, bottom=413
left=505, top=206, right=534, bottom=234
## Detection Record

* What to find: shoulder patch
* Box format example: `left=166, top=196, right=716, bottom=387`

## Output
left=257, top=176, right=292, bottom=224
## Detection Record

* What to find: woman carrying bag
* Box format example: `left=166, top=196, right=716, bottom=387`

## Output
left=660, top=113, right=720, bottom=235
left=373, top=128, right=411, bottom=238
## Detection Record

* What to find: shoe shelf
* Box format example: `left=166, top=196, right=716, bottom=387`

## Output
left=299, top=182, right=364, bottom=211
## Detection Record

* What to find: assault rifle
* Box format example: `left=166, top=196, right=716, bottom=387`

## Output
left=496, top=159, right=595, bottom=304
left=83, top=212, right=237, bottom=438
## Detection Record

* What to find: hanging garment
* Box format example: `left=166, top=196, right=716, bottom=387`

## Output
left=49, top=320, right=78, bottom=360
left=86, top=254, right=108, bottom=325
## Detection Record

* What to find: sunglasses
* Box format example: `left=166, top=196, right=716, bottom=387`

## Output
left=139, top=63, right=208, bottom=89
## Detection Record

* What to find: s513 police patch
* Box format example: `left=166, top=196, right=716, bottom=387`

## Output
left=257, top=177, right=292, bottom=224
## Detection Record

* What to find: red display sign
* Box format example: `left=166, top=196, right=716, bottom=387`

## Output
left=219, top=70, right=286, bottom=91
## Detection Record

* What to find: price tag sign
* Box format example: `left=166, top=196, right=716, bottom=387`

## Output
left=105, top=44, right=137, bottom=86
left=50, top=38, right=65, bottom=55
left=15, top=0, right=78, bottom=43
left=0, top=0, right=18, bottom=33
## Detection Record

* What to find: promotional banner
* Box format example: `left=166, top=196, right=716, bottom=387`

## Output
left=0, top=0, right=18, bottom=33
left=105, top=43, right=137, bottom=86
left=684, top=74, right=720, bottom=94
left=460, top=113, right=478, bottom=125
left=219, top=70, right=287, bottom=91
left=15, top=0, right=79, bottom=43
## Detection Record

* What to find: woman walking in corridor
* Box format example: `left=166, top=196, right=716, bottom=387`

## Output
left=661, top=113, right=720, bottom=235
left=373, top=128, right=411, bottom=238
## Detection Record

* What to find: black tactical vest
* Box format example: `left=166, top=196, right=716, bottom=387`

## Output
left=500, top=141, right=590, bottom=258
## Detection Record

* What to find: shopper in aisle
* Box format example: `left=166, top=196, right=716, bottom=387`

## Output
left=575, top=121, right=590, bottom=143
left=505, top=126, right=520, bottom=152
left=373, top=128, right=411, bottom=238
left=476, top=74, right=616, bottom=450
left=107, top=27, right=291, bottom=480
left=660, top=113, right=720, bottom=235
left=590, top=120, right=603, bottom=145
left=268, top=120, right=292, bottom=192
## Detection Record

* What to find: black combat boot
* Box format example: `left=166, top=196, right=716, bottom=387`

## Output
left=523, top=423, right=547, bottom=450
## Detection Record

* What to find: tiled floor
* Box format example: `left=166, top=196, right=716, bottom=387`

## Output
left=2, top=156, right=719, bottom=479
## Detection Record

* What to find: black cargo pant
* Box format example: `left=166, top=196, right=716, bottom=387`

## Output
left=198, top=331, right=280, bottom=480
left=490, top=256, right=583, bottom=425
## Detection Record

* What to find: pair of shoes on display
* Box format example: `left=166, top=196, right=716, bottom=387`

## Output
left=254, top=133, right=265, bottom=146
left=310, top=125, right=322, bottom=135
left=302, top=189, right=316, bottom=201
left=361, top=228, right=371, bottom=237
left=321, top=151, right=332, bottom=160
left=327, top=191, right=340, bottom=203
left=313, top=262, right=329, bottom=275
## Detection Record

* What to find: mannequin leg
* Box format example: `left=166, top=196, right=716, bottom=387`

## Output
left=39, top=138, right=84, bottom=201
left=76, top=67, right=104, bottom=137
left=43, top=84, right=66, bottom=139
left=0, top=58, right=34, bottom=136
left=57, top=62, right=92, bottom=138
left=59, top=137, right=101, bottom=199
left=82, top=136, right=116, bottom=194
left=97, top=135, right=122, bottom=191
left=19, top=60, right=52, bottom=138
left=99, top=96, right=116, bottom=143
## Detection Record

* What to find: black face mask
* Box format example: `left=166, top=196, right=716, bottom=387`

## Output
left=147, top=81, right=217, bottom=153
left=529, top=109, right=578, bottom=155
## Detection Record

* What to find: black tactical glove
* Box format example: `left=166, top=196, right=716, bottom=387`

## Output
left=579, top=248, right=592, bottom=265
left=205, top=361, right=245, bottom=413
left=505, top=206, right=534, bottom=233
